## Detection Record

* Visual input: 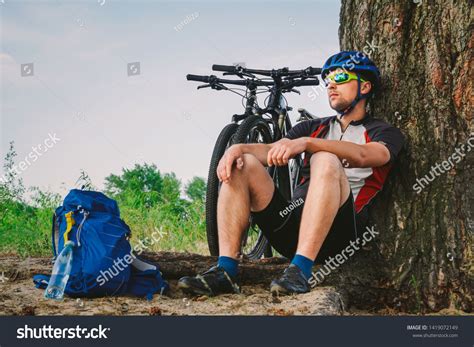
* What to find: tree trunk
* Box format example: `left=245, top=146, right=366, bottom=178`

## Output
left=0, top=253, right=289, bottom=285
left=142, top=251, right=289, bottom=284
left=336, top=0, right=472, bottom=312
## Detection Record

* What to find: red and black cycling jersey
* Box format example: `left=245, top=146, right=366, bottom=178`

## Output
left=285, top=113, right=405, bottom=213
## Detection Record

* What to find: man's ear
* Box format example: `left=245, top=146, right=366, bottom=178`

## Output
left=360, top=80, right=372, bottom=96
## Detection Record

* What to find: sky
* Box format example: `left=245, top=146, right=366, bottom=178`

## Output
left=0, top=0, right=340, bottom=197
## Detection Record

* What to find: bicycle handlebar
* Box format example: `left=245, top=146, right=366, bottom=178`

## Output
left=211, top=65, right=236, bottom=73
left=212, top=64, right=322, bottom=77
left=186, top=74, right=212, bottom=83
left=187, top=74, right=273, bottom=86
left=305, top=67, right=322, bottom=75
left=291, top=79, right=320, bottom=86
left=186, top=74, right=319, bottom=88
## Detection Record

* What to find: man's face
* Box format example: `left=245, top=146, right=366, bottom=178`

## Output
left=325, top=71, right=371, bottom=111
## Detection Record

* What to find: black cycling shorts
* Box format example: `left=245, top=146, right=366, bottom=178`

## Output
left=250, top=182, right=359, bottom=263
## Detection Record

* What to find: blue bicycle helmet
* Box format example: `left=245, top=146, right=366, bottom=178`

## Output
left=321, top=51, right=381, bottom=116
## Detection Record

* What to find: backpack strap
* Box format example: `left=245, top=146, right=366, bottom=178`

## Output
left=75, top=209, right=89, bottom=247
left=63, top=211, right=76, bottom=243
left=51, top=214, right=58, bottom=257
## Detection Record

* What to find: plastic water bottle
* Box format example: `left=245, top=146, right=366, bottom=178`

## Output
left=44, top=241, right=75, bottom=300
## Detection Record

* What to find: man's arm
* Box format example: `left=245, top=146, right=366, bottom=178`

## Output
left=217, top=140, right=287, bottom=183
left=237, top=143, right=273, bottom=165
left=305, top=138, right=391, bottom=168
left=266, top=137, right=391, bottom=168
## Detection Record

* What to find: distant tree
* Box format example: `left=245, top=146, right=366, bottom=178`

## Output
left=104, top=163, right=164, bottom=206
left=162, top=172, right=181, bottom=203
left=105, top=163, right=163, bottom=195
left=185, top=177, right=206, bottom=202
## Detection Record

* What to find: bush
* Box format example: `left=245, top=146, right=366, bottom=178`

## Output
left=0, top=143, right=208, bottom=257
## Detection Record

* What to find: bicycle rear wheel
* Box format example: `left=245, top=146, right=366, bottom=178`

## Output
left=205, top=123, right=239, bottom=256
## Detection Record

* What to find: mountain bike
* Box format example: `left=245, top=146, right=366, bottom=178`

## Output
left=187, top=64, right=321, bottom=259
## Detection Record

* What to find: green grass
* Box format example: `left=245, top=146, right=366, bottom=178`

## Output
left=121, top=197, right=209, bottom=255
left=0, top=143, right=208, bottom=257
left=0, top=185, right=208, bottom=257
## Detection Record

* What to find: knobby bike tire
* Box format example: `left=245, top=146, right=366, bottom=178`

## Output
left=232, top=116, right=274, bottom=259
left=205, top=123, right=239, bottom=256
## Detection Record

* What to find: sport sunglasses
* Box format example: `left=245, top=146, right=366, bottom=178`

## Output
left=324, top=71, right=366, bottom=86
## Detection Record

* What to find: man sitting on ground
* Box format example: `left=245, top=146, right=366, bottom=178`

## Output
left=178, top=51, right=405, bottom=296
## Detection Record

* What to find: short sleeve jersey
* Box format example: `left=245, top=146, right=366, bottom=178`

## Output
left=285, top=114, right=405, bottom=213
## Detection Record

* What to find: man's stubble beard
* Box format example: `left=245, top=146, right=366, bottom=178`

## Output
left=329, top=97, right=351, bottom=112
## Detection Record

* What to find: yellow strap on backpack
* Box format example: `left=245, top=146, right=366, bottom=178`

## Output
left=63, top=211, right=75, bottom=242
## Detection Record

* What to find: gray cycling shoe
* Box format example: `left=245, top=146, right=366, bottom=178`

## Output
left=178, top=265, right=240, bottom=296
left=270, top=264, right=310, bottom=295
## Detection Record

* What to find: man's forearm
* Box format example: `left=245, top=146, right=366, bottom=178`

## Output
left=238, top=143, right=273, bottom=166
left=305, top=138, right=365, bottom=167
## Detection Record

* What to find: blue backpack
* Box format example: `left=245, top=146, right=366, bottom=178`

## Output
left=33, top=189, right=169, bottom=299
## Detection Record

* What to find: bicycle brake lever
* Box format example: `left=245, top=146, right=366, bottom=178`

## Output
left=211, top=83, right=228, bottom=91
left=197, top=84, right=211, bottom=89
left=290, top=88, right=301, bottom=95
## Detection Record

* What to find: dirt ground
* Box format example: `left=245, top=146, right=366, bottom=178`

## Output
left=0, top=255, right=345, bottom=316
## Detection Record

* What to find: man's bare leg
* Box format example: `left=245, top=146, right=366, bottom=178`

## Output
left=217, top=153, right=275, bottom=258
left=178, top=153, right=274, bottom=296
left=269, top=151, right=351, bottom=295
left=296, top=151, right=351, bottom=260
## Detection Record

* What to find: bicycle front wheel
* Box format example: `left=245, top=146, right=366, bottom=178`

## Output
left=205, top=123, right=239, bottom=256
left=232, top=116, right=275, bottom=259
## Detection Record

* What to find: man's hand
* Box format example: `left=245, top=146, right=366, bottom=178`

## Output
left=217, top=144, right=245, bottom=183
left=267, top=138, right=307, bottom=166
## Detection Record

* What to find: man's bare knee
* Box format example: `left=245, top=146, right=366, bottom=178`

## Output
left=223, top=153, right=263, bottom=185
left=241, top=153, right=264, bottom=171
left=234, top=154, right=274, bottom=211
left=309, top=151, right=350, bottom=206
left=310, top=151, right=343, bottom=178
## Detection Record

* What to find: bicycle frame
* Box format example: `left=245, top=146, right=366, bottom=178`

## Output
left=229, top=78, right=305, bottom=199
left=187, top=65, right=321, bottom=199
left=231, top=79, right=290, bottom=140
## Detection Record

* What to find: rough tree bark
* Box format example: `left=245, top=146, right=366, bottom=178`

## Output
left=333, top=0, right=472, bottom=312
